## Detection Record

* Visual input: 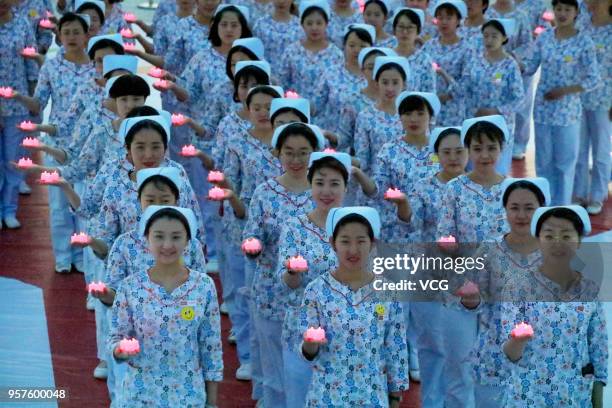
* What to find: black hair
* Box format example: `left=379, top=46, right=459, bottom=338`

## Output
left=144, top=207, right=192, bottom=240
left=125, top=119, right=168, bottom=150
left=364, top=0, right=389, bottom=16
left=464, top=121, right=505, bottom=149
left=482, top=20, right=509, bottom=44
left=109, top=74, right=150, bottom=99
left=275, top=122, right=319, bottom=150
left=225, top=45, right=259, bottom=81
left=332, top=213, right=375, bottom=241
left=361, top=49, right=385, bottom=68
left=343, top=26, right=374, bottom=47
left=398, top=95, right=433, bottom=116
left=433, top=128, right=461, bottom=152
left=374, top=63, right=406, bottom=82
left=233, top=66, right=270, bottom=103
left=208, top=6, right=252, bottom=47
left=300, top=6, right=329, bottom=24
left=535, top=207, right=584, bottom=237
left=108, top=0, right=123, bottom=4
left=76, top=2, right=105, bottom=26
left=393, top=9, right=422, bottom=34
left=137, top=175, right=180, bottom=200
left=125, top=105, right=160, bottom=118
left=270, top=107, right=309, bottom=125
left=552, top=0, right=579, bottom=10
left=88, top=39, right=125, bottom=60
left=58, top=12, right=89, bottom=32
left=502, top=181, right=546, bottom=207
left=435, top=3, right=462, bottom=21
left=245, top=85, right=282, bottom=108
left=307, top=156, right=349, bottom=184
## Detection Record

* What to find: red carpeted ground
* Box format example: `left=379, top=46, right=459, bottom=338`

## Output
left=1, top=158, right=610, bottom=408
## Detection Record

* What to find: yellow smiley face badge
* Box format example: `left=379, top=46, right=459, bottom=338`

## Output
left=375, top=304, right=385, bottom=318
left=430, top=154, right=439, bottom=163
left=180, top=306, right=195, bottom=321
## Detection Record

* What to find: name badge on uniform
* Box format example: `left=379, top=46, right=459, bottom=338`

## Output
left=493, top=72, right=502, bottom=85
left=430, top=153, right=439, bottom=164
left=563, top=55, right=573, bottom=63
left=375, top=304, right=385, bottom=320
left=29, top=9, right=39, bottom=18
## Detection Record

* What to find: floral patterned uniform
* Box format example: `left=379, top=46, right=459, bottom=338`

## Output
left=521, top=28, right=600, bottom=127
left=321, top=63, right=367, bottom=138
left=458, top=24, right=484, bottom=50
left=515, top=0, right=547, bottom=31
left=240, top=0, right=274, bottom=23
left=59, top=79, right=104, bottom=139
left=211, top=110, right=251, bottom=168
left=500, top=270, right=608, bottom=407
left=108, top=268, right=223, bottom=407
left=33, top=51, right=95, bottom=145
left=485, top=7, right=533, bottom=61
left=152, top=0, right=177, bottom=33
left=277, top=213, right=337, bottom=349
left=456, top=53, right=524, bottom=134
left=410, top=173, right=447, bottom=243
left=243, top=180, right=314, bottom=322
left=252, top=14, right=302, bottom=73
left=100, top=4, right=128, bottom=35
left=202, top=81, right=240, bottom=131
left=105, top=228, right=207, bottom=291
left=337, top=91, right=376, bottom=153
left=153, top=13, right=184, bottom=57
left=327, top=9, right=363, bottom=48
left=405, top=48, right=436, bottom=93
left=0, top=13, right=38, bottom=117
left=436, top=174, right=509, bottom=243
left=581, top=23, right=611, bottom=112
left=421, top=37, right=473, bottom=126
left=13, top=0, right=53, bottom=52
left=164, top=16, right=210, bottom=75
left=279, top=41, right=343, bottom=125
left=298, top=272, right=410, bottom=406
left=353, top=104, right=402, bottom=174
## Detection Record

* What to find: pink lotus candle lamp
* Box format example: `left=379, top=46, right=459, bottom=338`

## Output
left=45, top=10, right=53, bottom=18
left=148, top=67, right=165, bottom=79
left=21, top=47, right=37, bottom=57
left=180, top=144, right=197, bottom=157
left=208, top=186, right=226, bottom=201
left=284, top=90, right=300, bottom=99
left=123, top=42, right=136, bottom=51
left=455, top=281, right=479, bottom=297
left=120, top=28, right=135, bottom=38
left=241, top=238, right=262, bottom=254
left=71, top=232, right=91, bottom=245
left=432, top=62, right=441, bottom=72
left=511, top=322, right=534, bottom=339
left=154, top=79, right=170, bottom=90
left=207, top=170, right=224, bottom=183
left=118, top=338, right=140, bottom=354
left=542, top=10, right=554, bottom=22
left=357, top=0, right=365, bottom=13
left=39, top=18, right=55, bottom=29
left=18, top=121, right=37, bottom=131
left=17, top=158, right=34, bottom=169
left=534, top=26, right=546, bottom=36
left=87, top=281, right=107, bottom=293
left=22, top=137, right=41, bottom=147
left=0, top=86, right=14, bottom=98
left=288, top=255, right=308, bottom=272
left=171, top=113, right=187, bottom=126
left=322, top=148, right=336, bottom=153
left=384, top=187, right=404, bottom=200
left=438, top=235, right=458, bottom=250
left=39, top=171, right=60, bottom=184
left=432, top=17, right=438, bottom=25
left=304, top=327, right=326, bottom=342
left=123, top=12, right=137, bottom=23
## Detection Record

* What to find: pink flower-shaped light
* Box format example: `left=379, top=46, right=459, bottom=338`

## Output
left=71, top=232, right=91, bottom=245
left=18, top=121, right=37, bottom=131
left=432, top=62, right=441, bottom=72
left=118, top=338, right=140, bottom=354
left=241, top=237, right=262, bottom=254
left=123, top=42, right=136, bottom=51
left=39, top=171, right=60, bottom=184
left=542, top=10, right=554, bottom=22
left=432, top=17, right=438, bottom=25
left=22, top=137, right=41, bottom=147
left=322, top=148, right=336, bottom=153
left=148, top=67, right=165, bottom=79
left=0, top=86, right=15, bottom=98
left=357, top=0, right=365, bottom=13
left=180, top=144, right=197, bottom=157
left=288, top=255, right=308, bottom=272
left=384, top=187, right=404, bottom=200
left=304, top=326, right=326, bottom=342
left=284, top=90, right=300, bottom=99
left=511, top=322, right=534, bottom=339
left=438, top=235, right=456, bottom=244
left=120, top=28, right=135, bottom=38
left=207, top=170, right=224, bottom=183
left=208, top=186, right=225, bottom=201
left=45, top=10, right=53, bottom=18
left=39, top=18, right=55, bottom=29
left=123, top=12, right=137, bottom=23
left=21, top=47, right=37, bottom=57
left=87, top=281, right=107, bottom=293
left=455, top=281, right=479, bottom=297
left=153, top=79, right=169, bottom=90
left=171, top=113, right=187, bottom=126
left=533, top=26, right=545, bottom=36
left=17, top=157, right=34, bottom=169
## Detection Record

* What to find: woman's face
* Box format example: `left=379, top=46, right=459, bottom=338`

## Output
left=363, top=3, right=386, bottom=30
left=468, top=134, right=501, bottom=171
left=273, top=0, right=292, bottom=12
left=332, top=222, right=373, bottom=271
left=197, top=0, right=220, bottom=15
left=400, top=106, right=430, bottom=136
left=435, top=8, right=460, bottom=36
left=538, top=216, right=580, bottom=262
left=218, top=11, right=243, bottom=46
left=505, top=188, right=540, bottom=236
left=302, top=11, right=328, bottom=41
left=147, top=218, right=189, bottom=265
left=115, top=95, right=146, bottom=118
left=139, top=182, right=178, bottom=210
left=394, top=15, right=419, bottom=44
left=81, top=9, right=101, bottom=36
left=128, top=129, right=166, bottom=170
left=377, top=68, right=404, bottom=102
left=362, top=54, right=379, bottom=84
left=278, top=135, right=314, bottom=178
left=59, top=20, right=88, bottom=52
left=237, top=76, right=258, bottom=104
left=93, top=47, right=116, bottom=75
left=465, top=0, right=485, bottom=17
left=482, top=25, right=504, bottom=51
left=177, top=0, right=195, bottom=13
left=344, top=31, right=370, bottom=66
left=229, top=51, right=252, bottom=77
left=407, top=0, right=428, bottom=10
left=273, top=110, right=303, bottom=128
left=436, top=134, right=467, bottom=175
left=553, top=2, right=578, bottom=28
left=248, top=92, right=273, bottom=130
left=311, top=167, right=346, bottom=210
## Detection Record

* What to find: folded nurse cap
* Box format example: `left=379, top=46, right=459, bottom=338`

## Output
left=76, top=0, right=105, bottom=15
left=488, top=18, right=516, bottom=38
left=270, top=98, right=311, bottom=123
left=215, top=4, right=250, bottom=24
left=139, top=205, right=198, bottom=238
left=358, top=47, right=397, bottom=69
left=87, top=33, right=123, bottom=54
left=299, top=0, right=331, bottom=20
left=530, top=205, right=591, bottom=237
left=344, top=23, right=376, bottom=44
left=119, top=111, right=172, bottom=143
left=308, top=152, right=352, bottom=176
left=231, top=37, right=265, bottom=60
left=271, top=122, right=326, bottom=150
left=395, top=91, right=441, bottom=117
left=434, top=0, right=468, bottom=19
left=136, top=167, right=182, bottom=192
left=235, top=60, right=271, bottom=79
left=429, top=126, right=461, bottom=152
left=501, top=177, right=551, bottom=207
left=460, top=115, right=509, bottom=145
left=372, top=56, right=410, bottom=80
left=392, top=7, right=425, bottom=29
left=102, top=55, right=138, bottom=77
left=326, top=206, right=381, bottom=239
